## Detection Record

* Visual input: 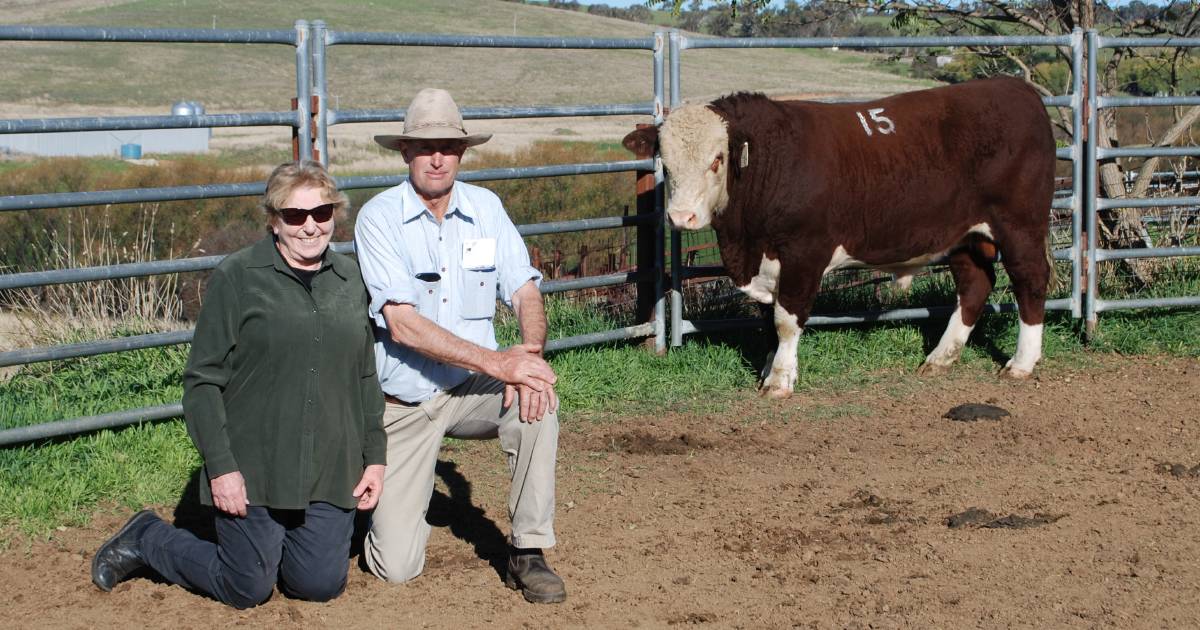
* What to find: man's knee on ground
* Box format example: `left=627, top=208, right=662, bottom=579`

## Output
left=364, top=537, right=426, bottom=585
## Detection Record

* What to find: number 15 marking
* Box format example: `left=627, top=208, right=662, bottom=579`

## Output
left=856, top=108, right=896, bottom=136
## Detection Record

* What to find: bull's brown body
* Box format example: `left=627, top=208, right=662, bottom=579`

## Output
left=626, top=77, right=1056, bottom=397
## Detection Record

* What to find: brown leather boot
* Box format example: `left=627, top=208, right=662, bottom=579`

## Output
left=505, top=548, right=566, bottom=604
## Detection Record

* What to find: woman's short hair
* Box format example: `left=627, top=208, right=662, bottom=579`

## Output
left=260, top=160, right=349, bottom=227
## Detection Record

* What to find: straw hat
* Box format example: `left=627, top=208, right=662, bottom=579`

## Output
left=374, top=88, right=492, bottom=150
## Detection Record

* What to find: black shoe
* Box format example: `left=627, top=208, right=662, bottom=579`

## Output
left=91, top=509, right=160, bottom=592
left=505, top=549, right=567, bottom=604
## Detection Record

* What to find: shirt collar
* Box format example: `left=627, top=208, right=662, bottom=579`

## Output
left=246, top=234, right=347, bottom=280
left=400, top=179, right=475, bottom=224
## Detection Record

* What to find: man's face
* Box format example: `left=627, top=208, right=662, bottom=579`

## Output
left=401, top=139, right=467, bottom=202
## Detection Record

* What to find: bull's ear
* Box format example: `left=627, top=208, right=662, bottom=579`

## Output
left=622, top=126, right=659, bottom=156
left=729, top=131, right=750, bottom=179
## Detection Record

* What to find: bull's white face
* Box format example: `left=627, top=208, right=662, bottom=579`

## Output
left=660, top=104, right=730, bottom=230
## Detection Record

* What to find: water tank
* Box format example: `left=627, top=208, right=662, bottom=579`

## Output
left=120, top=143, right=142, bottom=159
left=171, top=101, right=205, bottom=116
left=172, top=101, right=209, bottom=138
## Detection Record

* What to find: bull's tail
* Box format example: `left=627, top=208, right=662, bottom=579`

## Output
left=1044, top=233, right=1061, bottom=294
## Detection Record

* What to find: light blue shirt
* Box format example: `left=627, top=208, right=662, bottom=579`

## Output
left=354, top=179, right=542, bottom=403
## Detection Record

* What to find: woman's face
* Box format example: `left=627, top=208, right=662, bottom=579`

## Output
left=271, top=185, right=334, bottom=271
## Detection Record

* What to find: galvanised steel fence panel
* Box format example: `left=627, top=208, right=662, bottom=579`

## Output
left=5, top=26, right=1200, bottom=447
left=310, top=24, right=667, bottom=353
left=667, top=31, right=1086, bottom=346
left=1086, top=33, right=1200, bottom=324
left=0, top=22, right=668, bottom=446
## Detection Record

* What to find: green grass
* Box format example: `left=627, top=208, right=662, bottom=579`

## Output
left=2, top=283, right=1198, bottom=540
left=0, top=338, right=194, bottom=538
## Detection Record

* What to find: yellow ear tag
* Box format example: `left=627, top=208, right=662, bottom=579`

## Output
left=739, top=141, right=750, bottom=169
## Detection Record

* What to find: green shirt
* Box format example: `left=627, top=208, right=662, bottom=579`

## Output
left=183, top=236, right=386, bottom=510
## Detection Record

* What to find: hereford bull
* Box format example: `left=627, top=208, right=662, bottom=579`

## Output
left=623, top=77, right=1055, bottom=398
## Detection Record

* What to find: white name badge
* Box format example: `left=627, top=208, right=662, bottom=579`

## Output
left=461, top=238, right=497, bottom=270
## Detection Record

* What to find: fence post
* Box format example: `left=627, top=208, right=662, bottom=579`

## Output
left=292, top=19, right=313, bottom=161
left=1084, top=29, right=1099, bottom=340
left=634, top=122, right=658, bottom=334
left=311, top=20, right=329, bottom=165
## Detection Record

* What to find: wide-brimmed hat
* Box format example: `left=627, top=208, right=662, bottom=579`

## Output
left=374, top=88, right=492, bottom=151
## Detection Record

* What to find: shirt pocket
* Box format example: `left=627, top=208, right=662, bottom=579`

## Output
left=460, top=268, right=497, bottom=320
left=415, top=276, right=441, bottom=318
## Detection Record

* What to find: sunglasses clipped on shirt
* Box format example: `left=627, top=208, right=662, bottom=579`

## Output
left=276, top=203, right=336, bottom=226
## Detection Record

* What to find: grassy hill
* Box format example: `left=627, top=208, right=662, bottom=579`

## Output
left=0, top=0, right=934, bottom=112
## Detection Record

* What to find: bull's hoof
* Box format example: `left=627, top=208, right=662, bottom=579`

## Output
left=997, top=365, right=1033, bottom=380
left=758, top=384, right=793, bottom=399
left=917, top=362, right=951, bottom=377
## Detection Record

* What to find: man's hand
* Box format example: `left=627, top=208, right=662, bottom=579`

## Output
left=211, top=471, right=249, bottom=517
left=496, top=343, right=557, bottom=394
left=505, top=382, right=559, bottom=423
left=352, top=464, right=386, bottom=510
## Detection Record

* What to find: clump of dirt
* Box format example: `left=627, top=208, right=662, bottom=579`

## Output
left=943, top=402, right=1011, bottom=421
left=946, top=507, right=1066, bottom=529
left=1155, top=462, right=1200, bottom=478
left=590, top=429, right=712, bottom=455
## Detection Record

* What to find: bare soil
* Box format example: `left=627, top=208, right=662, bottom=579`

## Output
left=3, top=354, right=1199, bottom=628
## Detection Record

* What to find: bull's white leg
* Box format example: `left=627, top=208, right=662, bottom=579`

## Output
left=999, top=321, right=1043, bottom=379
left=761, top=304, right=801, bottom=399
left=918, top=301, right=975, bottom=376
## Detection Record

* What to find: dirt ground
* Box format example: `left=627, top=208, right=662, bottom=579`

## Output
left=2, top=353, right=1199, bottom=629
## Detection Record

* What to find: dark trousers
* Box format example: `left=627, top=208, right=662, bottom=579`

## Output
left=140, top=502, right=354, bottom=609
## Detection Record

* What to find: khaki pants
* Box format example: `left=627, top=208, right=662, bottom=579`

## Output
left=363, top=373, right=558, bottom=583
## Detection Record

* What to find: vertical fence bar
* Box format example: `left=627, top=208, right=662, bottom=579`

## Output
left=668, top=31, right=683, bottom=347
left=1071, top=28, right=1084, bottom=318
left=1085, top=30, right=1100, bottom=335
left=311, top=20, right=329, bottom=166
left=294, top=19, right=313, bottom=161
left=653, top=30, right=667, bottom=353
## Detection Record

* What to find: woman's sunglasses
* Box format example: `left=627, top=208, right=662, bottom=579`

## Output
left=277, top=203, right=336, bottom=226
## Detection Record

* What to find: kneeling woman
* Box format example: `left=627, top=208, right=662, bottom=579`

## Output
left=91, top=161, right=386, bottom=608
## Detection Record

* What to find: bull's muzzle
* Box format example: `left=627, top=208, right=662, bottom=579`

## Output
left=667, top=208, right=699, bottom=230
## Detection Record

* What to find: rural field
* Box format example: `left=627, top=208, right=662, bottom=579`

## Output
left=2, top=353, right=1199, bottom=628
left=0, top=0, right=933, bottom=172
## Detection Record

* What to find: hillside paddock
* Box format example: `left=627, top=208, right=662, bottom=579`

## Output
left=2, top=354, right=1198, bottom=629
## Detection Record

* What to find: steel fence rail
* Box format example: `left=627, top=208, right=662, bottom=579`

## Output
left=678, top=299, right=1075, bottom=337
left=0, top=255, right=225, bottom=291
left=0, top=317, right=662, bottom=447
left=0, top=209, right=660, bottom=291
left=0, top=159, right=654, bottom=212
left=0, top=403, right=185, bottom=447
left=0, top=112, right=299, bottom=134
left=327, top=103, right=655, bottom=125
left=0, top=24, right=298, bottom=44
left=335, top=159, right=653, bottom=192
left=1095, top=296, right=1200, bottom=312
left=324, top=31, right=655, bottom=49
left=0, top=182, right=268, bottom=212
left=1094, top=246, right=1200, bottom=261
left=678, top=34, right=1073, bottom=49
left=0, top=330, right=194, bottom=369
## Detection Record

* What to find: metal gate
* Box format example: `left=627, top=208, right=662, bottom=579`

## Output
left=2, top=23, right=1199, bottom=446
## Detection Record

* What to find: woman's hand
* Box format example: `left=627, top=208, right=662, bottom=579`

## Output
left=210, top=471, right=249, bottom=517
left=353, top=464, right=386, bottom=510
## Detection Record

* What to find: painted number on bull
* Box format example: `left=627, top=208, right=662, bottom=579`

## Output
left=856, top=108, right=895, bottom=136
